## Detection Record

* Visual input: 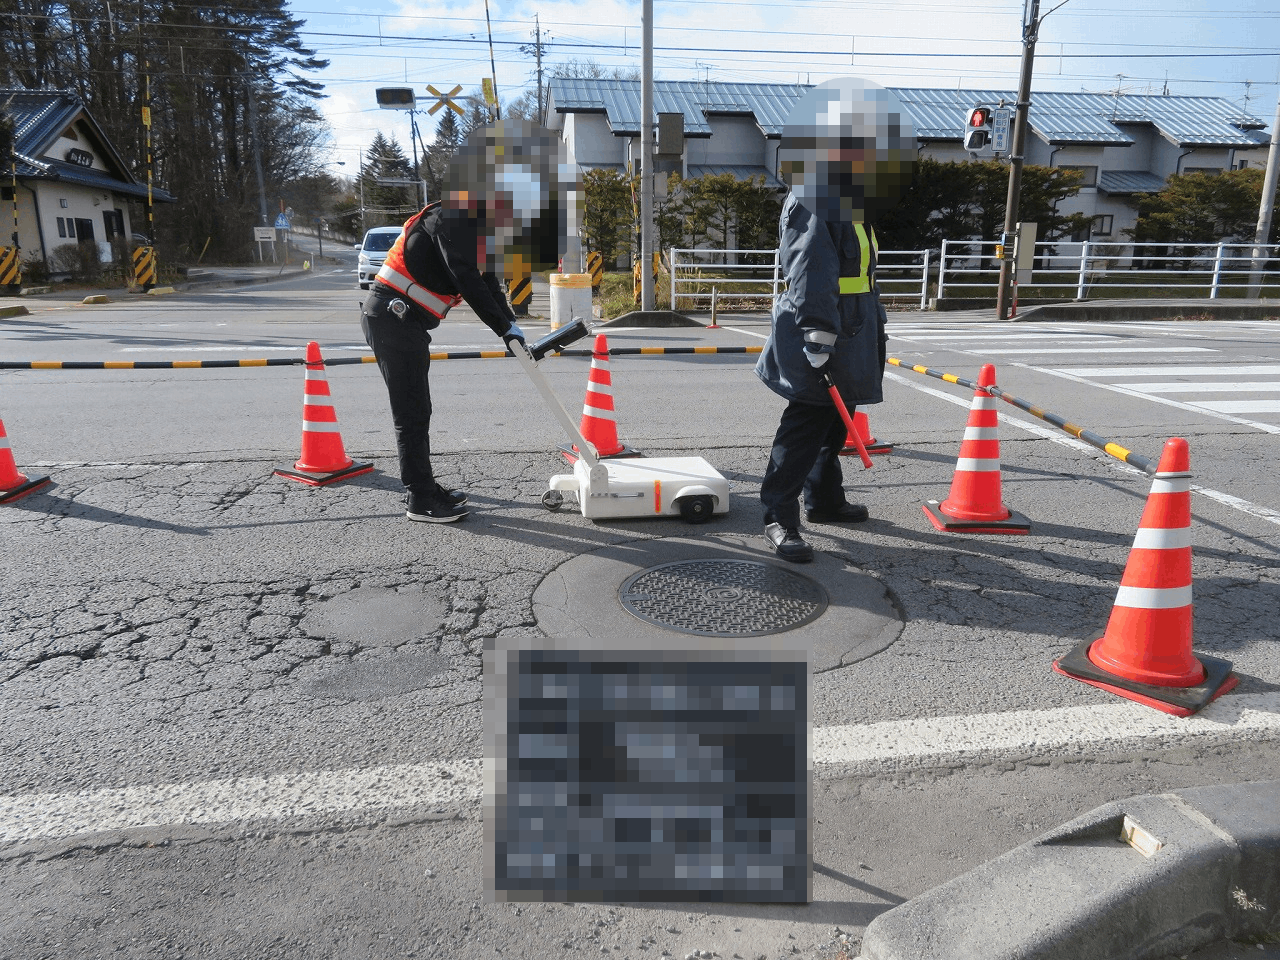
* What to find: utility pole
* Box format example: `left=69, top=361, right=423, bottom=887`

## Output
left=535, top=14, right=544, bottom=124
left=996, top=0, right=1041, bottom=321
left=640, top=0, right=654, bottom=312
left=1248, top=90, right=1280, bottom=298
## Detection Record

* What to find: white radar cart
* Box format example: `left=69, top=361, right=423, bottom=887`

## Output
left=514, top=319, right=731, bottom=524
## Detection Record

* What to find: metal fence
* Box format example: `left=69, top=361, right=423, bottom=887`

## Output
left=669, top=246, right=931, bottom=311
left=938, top=239, right=1280, bottom=301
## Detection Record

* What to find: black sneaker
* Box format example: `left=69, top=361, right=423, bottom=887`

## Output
left=433, top=481, right=468, bottom=506
left=406, top=490, right=468, bottom=523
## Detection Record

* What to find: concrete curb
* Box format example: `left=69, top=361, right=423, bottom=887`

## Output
left=859, top=780, right=1280, bottom=960
left=603, top=309, right=700, bottom=327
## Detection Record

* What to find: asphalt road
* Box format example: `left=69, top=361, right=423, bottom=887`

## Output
left=2, top=269, right=1278, bottom=960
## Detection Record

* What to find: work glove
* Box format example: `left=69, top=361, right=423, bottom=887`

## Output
left=503, top=322, right=527, bottom=354
left=803, top=342, right=833, bottom=369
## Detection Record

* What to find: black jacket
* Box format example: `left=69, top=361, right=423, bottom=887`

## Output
left=394, top=203, right=518, bottom=338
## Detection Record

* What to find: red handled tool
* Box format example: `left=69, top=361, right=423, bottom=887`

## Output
left=821, top=372, right=873, bottom=469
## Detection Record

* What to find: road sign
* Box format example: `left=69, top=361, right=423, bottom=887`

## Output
left=254, top=227, right=276, bottom=242
left=992, top=108, right=1012, bottom=154
left=427, top=84, right=464, bottom=117
left=274, top=213, right=290, bottom=229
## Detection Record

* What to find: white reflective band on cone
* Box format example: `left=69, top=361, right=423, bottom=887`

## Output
left=1150, top=475, right=1193, bottom=494
left=1131, top=527, right=1193, bottom=550
left=962, top=426, right=999, bottom=441
left=1113, top=585, right=1193, bottom=609
left=955, top=458, right=1000, bottom=472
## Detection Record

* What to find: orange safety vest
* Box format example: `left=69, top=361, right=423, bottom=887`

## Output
left=374, top=208, right=464, bottom=318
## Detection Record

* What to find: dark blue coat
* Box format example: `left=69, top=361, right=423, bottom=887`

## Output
left=755, top=194, right=889, bottom=406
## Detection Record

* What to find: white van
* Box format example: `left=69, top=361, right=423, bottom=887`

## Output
left=355, top=226, right=403, bottom=289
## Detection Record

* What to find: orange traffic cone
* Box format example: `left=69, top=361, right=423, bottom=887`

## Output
left=0, top=416, right=52, bottom=504
left=923, top=363, right=1029, bottom=534
left=274, top=341, right=373, bottom=486
left=1054, top=437, right=1237, bottom=716
left=560, top=334, right=641, bottom=463
left=840, top=410, right=892, bottom=457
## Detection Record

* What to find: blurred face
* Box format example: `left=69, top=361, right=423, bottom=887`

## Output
left=778, top=78, right=917, bottom=223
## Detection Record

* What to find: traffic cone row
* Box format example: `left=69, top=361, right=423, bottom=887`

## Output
left=0, top=417, right=52, bottom=504
left=1054, top=437, right=1237, bottom=717
left=274, top=341, right=373, bottom=486
left=923, top=363, right=1030, bottom=535
left=560, top=333, right=640, bottom=463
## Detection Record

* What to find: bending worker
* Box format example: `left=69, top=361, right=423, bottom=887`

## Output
left=361, top=191, right=526, bottom=524
left=756, top=78, right=915, bottom=563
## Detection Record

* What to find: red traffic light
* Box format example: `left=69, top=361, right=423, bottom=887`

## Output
left=967, top=107, right=992, bottom=128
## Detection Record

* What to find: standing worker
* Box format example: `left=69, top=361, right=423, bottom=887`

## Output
left=755, top=79, right=915, bottom=562
left=361, top=192, right=526, bottom=523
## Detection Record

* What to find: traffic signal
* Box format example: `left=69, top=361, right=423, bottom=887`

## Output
left=376, top=87, right=416, bottom=110
left=964, top=106, right=992, bottom=151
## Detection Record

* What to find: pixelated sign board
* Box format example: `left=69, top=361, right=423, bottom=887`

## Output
left=486, top=641, right=811, bottom=903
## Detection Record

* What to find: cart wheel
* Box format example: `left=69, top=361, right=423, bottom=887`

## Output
left=542, top=490, right=565, bottom=511
left=678, top=495, right=715, bottom=524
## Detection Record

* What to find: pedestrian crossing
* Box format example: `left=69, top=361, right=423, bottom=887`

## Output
left=886, top=319, right=1280, bottom=429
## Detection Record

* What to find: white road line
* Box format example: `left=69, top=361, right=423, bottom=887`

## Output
left=1123, top=382, right=1280, bottom=394
left=883, top=370, right=1280, bottom=526
left=3, top=695, right=1277, bottom=847
left=1193, top=400, right=1280, bottom=414
left=978, top=347, right=1216, bottom=355
left=1010, top=363, right=1280, bottom=437
left=1057, top=364, right=1280, bottom=377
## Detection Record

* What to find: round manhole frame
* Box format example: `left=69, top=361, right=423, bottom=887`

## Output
left=617, top=558, right=830, bottom=638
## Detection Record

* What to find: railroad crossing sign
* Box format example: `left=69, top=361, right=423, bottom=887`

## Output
left=427, top=84, right=464, bottom=116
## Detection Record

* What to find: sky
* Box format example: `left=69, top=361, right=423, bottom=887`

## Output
left=283, top=0, right=1280, bottom=177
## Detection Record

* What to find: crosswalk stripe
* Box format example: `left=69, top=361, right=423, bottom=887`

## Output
left=1193, top=400, right=1280, bottom=414
left=977, top=346, right=1215, bottom=355
left=1124, top=382, right=1280, bottom=394
left=1056, top=364, right=1280, bottom=377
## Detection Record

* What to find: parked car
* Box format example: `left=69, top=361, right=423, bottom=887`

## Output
left=355, top=226, right=402, bottom=289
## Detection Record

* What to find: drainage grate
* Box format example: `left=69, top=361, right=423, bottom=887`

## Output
left=618, top=559, right=828, bottom=637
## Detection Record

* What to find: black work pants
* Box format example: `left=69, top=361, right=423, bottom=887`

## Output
left=361, top=295, right=436, bottom=494
left=760, top=398, right=851, bottom=528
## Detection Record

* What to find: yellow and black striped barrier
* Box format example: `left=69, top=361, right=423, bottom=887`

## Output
left=586, top=251, right=603, bottom=292
left=132, top=245, right=156, bottom=290
left=887, top=356, right=1158, bottom=476
left=509, top=273, right=532, bottom=316
left=0, top=246, right=20, bottom=291
left=0, top=344, right=764, bottom=371
left=632, top=252, right=661, bottom=305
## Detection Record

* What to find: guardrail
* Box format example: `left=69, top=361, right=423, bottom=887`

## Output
left=938, top=239, right=1280, bottom=302
left=670, top=246, right=931, bottom=312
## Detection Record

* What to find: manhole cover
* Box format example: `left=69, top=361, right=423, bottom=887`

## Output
left=618, top=559, right=828, bottom=637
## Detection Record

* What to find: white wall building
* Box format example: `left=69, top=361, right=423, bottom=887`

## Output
left=546, top=79, right=1271, bottom=247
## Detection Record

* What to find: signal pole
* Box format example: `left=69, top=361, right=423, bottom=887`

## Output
left=996, top=0, right=1040, bottom=321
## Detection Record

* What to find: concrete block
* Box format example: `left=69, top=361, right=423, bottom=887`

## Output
left=860, top=781, right=1280, bottom=960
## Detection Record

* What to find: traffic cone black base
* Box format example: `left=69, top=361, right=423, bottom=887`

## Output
left=922, top=500, right=1030, bottom=535
left=0, top=473, right=53, bottom=504
left=558, top=441, right=642, bottom=464
left=273, top=461, right=373, bottom=487
left=1053, top=633, right=1238, bottom=718
left=841, top=440, right=892, bottom=456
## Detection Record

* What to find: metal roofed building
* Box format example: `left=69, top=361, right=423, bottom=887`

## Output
left=546, top=78, right=1271, bottom=245
left=2, top=87, right=173, bottom=272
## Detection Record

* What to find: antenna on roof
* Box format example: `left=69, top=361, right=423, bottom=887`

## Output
left=1162, top=72, right=1169, bottom=97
